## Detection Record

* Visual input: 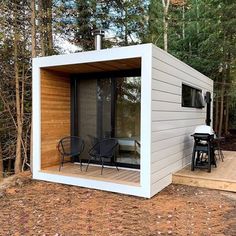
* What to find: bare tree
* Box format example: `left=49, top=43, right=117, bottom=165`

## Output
left=30, top=0, right=36, bottom=172
left=13, top=3, right=24, bottom=174
left=31, top=0, right=36, bottom=58
left=161, top=0, right=170, bottom=51
left=0, top=142, right=3, bottom=180
left=224, top=94, right=229, bottom=135
left=38, top=0, right=53, bottom=56
left=214, top=91, right=219, bottom=133
left=0, top=0, right=31, bottom=175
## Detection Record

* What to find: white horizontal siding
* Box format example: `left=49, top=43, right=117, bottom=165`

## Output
left=152, top=140, right=193, bottom=163
left=151, top=155, right=191, bottom=194
left=151, top=44, right=213, bottom=195
left=152, top=90, right=181, bottom=103
left=152, top=133, right=193, bottom=153
left=152, top=45, right=213, bottom=88
left=152, top=100, right=205, bottom=113
left=152, top=69, right=180, bottom=87
left=152, top=79, right=181, bottom=94
left=152, top=158, right=185, bottom=184
left=150, top=175, right=172, bottom=197
left=151, top=149, right=192, bottom=174
left=152, top=111, right=206, bottom=121
left=152, top=58, right=213, bottom=92
left=152, top=119, right=204, bottom=132
left=152, top=125, right=197, bottom=142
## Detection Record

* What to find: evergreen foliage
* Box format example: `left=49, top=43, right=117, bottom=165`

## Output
left=0, top=0, right=235, bottom=175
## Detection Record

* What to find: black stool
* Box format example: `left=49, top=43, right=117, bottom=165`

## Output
left=191, top=133, right=216, bottom=173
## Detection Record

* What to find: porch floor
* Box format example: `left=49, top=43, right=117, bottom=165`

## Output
left=173, top=151, right=236, bottom=192
left=42, top=163, right=140, bottom=187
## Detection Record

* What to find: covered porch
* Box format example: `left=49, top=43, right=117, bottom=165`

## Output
left=173, top=151, right=236, bottom=192
left=33, top=44, right=152, bottom=197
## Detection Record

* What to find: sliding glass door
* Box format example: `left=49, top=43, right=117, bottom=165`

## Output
left=73, top=75, right=141, bottom=168
left=115, top=77, right=141, bottom=166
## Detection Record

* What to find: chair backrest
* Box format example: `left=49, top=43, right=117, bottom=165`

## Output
left=99, top=138, right=118, bottom=158
left=58, top=136, right=84, bottom=156
left=87, top=135, right=99, bottom=147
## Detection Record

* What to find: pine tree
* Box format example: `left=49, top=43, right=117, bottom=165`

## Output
left=75, top=0, right=112, bottom=51
left=111, top=0, right=148, bottom=46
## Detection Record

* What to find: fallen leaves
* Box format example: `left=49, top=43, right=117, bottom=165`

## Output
left=0, top=175, right=235, bottom=235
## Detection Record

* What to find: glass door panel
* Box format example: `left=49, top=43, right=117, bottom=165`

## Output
left=77, top=78, right=97, bottom=161
left=115, top=77, right=141, bottom=166
left=97, top=78, right=112, bottom=139
left=75, top=76, right=141, bottom=168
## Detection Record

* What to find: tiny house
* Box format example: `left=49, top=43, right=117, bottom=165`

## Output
left=33, top=43, right=213, bottom=198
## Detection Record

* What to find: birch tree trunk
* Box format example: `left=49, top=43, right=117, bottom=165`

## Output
left=162, top=0, right=170, bottom=51
left=47, top=0, right=53, bottom=54
left=31, top=0, right=36, bottom=58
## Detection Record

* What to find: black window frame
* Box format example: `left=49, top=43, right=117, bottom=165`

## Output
left=70, top=69, right=141, bottom=169
left=181, top=83, right=204, bottom=109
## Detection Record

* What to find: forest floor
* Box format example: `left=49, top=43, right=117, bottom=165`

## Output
left=221, top=133, right=236, bottom=151
left=0, top=172, right=235, bottom=236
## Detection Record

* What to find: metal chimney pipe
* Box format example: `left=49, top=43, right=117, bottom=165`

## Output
left=93, top=29, right=105, bottom=50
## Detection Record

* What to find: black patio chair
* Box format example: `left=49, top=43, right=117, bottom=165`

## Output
left=86, top=138, right=119, bottom=175
left=213, top=135, right=225, bottom=162
left=87, top=135, right=99, bottom=148
left=57, top=136, right=85, bottom=171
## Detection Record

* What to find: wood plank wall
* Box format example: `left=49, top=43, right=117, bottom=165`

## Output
left=41, top=69, right=71, bottom=168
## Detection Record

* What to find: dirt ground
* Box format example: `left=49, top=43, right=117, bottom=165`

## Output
left=0, top=172, right=235, bottom=236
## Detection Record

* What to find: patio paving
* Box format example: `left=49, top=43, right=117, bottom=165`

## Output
left=173, top=151, right=236, bottom=192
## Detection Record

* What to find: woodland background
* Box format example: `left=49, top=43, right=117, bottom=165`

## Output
left=0, top=0, right=235, bottom=178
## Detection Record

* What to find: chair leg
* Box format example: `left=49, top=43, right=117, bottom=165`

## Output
left=191, top=145, right=196, bottom=171
left=217, top=140, right=224, bottom=162
left=80, top=158, right=82, bottom=171
left=220, top=149, right=224, bottom=162
left=59, top=154, right=64, bottom=171
left=208, top=143, right=211, bottom=173
left=115, top=162, right=119, bottom=171
left=86, top=156, right=92, bottom=172
left=101, top=157, right=104, bottom=175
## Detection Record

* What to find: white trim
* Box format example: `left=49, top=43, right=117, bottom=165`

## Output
left=32, top=62, right=41, bottom=176
left=74, top=163, right=141, bottom=172
left=34, top=171, right=149, bottom=198
left=140, top=45, right=152, bottom=197
left=33, top=43, right=153, bottom=198
left=33, top=44, right=152, bottom=68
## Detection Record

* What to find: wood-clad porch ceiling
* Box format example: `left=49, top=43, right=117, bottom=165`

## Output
left=45, top=57, right=141, bottom=74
